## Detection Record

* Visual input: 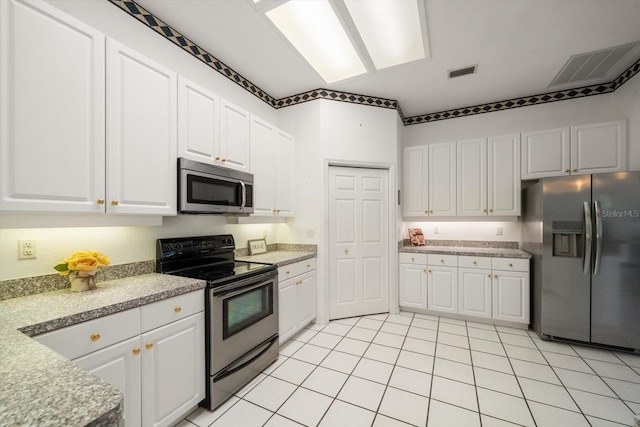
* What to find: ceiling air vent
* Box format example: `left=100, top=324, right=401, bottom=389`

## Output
left=549, top=42, right=640, bottom=87
left=448, top=64, right=477, bottom=79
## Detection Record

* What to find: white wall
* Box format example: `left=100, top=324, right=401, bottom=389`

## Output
left=279, top=100, right=399, bottom=322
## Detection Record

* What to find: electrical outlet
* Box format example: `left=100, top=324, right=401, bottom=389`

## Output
left=19, top=239, right=37, bottom=259
left=496, top=227, right=503, bottom=236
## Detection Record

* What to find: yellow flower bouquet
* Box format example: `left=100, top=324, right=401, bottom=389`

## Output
left=54, top=251, right=111, bottom=292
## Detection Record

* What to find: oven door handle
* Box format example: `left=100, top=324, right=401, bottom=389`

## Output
left=213, top=335, right=278, bottom=383
left=213, top=271, right=276, bottom=297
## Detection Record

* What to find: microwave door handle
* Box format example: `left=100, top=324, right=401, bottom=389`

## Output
left=583, top=201, right=593, bottom=275
left=240, top=180, right=246, bottom=209
left=593, top=200, right=603, bottom=275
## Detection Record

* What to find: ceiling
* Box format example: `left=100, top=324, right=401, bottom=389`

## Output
left=133, top=0, right=640, bottom=119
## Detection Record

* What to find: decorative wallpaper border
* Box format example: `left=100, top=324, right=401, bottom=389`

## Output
left=108, top=0, right=639, bottom=125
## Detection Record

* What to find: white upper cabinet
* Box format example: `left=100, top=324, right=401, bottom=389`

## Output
left=177, top=76, right=250, bottom=173
left=275, top=130, right=295, bottom=216
left=428, top=142, right=456, bottom=216
left=219, top=99, right=250, bottom=172
left=571, top=120, right=626, bottom=175
left=106, top=39, right=177, bottom=215
left=250, top=115, right=294, bottom=217
left=177, top=76, right=220, bottom=164
left=488, top=134, right=521, bottom=216
left=402, top=146, right=429, bottom=217
left=521, top=127, right=570, bottom=179
left=0, top=0, right=106, bottom=213
left=521, top=120, right=626, bottom=179
left=457, top=138, right=487, bottom=216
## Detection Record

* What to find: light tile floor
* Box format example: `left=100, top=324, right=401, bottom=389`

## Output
left=179, top=312, right=640, bottom=427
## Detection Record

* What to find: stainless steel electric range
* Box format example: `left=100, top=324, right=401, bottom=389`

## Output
left=156, top=234, right=279, bottom=410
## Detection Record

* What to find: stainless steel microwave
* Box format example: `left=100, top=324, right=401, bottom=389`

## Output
left=178, top=158, right=254, bottom=214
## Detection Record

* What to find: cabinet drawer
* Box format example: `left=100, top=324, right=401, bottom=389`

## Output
left=428, top=254, right=458, bottom=267
left=458, top=256, right=491, bottom=269
left=35, top=308, right=140, bottom=360
left=278, top=258, right=316, bottom=281
left=141, top=290, right=204, bottom=333
left=399, top=253, right=428, bottom=265
left=492, top=258, right=529, bottom=272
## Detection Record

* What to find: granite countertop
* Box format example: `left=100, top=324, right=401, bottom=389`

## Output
left=236, top=251, right=316, bottom=267
left=0, top=273, right=206, bottom=426
left=400, top=245, right=531, bottom=259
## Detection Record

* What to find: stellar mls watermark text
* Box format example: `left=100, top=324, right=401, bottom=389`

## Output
left=602, top=209, right=640, bottom=218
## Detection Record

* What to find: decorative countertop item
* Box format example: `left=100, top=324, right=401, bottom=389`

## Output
left=54, top=250, right=111, bottom=292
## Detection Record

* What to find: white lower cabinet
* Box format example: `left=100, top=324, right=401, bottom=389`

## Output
left=399, top=253, right=530, bottom=325
left=34, top=291, right=205, bottom=427
left=278, top=259, right=317, bottom=344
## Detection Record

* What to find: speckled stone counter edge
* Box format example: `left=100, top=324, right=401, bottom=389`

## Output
left=400, top=239, right=519, bottom=249
left=0, top=260, right=155, bottom=301
left=235, top=243, right=317, bottom=257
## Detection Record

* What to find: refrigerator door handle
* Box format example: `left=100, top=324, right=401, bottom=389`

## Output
left=593, top=200, right=603, bottom=275
left=583, top=201, right=593, bottom=275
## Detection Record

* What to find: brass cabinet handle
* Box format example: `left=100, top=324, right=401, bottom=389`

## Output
left=272, top=209, right=277, bottom=213
left=487, top=274, right=491, bottom=278
left=573, top=168, right=578, bottom=172
left=221, top=158, right=226, bottom=162
left=111, top=200, right=119, bottom=206
left=345, top=249, right=349, bottom=255
left=145, top=343, right=153, bottom=350
left=430, top=210, right=433, bottom=214
left=90, top=334, right=100, bottom=342
left=428, top=269, right=432, bottom=273
left=494, top=275, right=498, bottom=278
left=473, top=261, right=477, bottom=265
left=276, top=209, right=280, bottom=213
left=307, top=264, right=311, bottom=268
left=483, top=209, right=487, bottom=213
left=174, top=307, right=182, bottom=313
left=132, top=348, right=141, bottom=356
left=215, top=156, right=220, bottom=161
left=411, top=257, right=415, bottom=262
left=489, top=209, right=493, bottom=213
left=565, top=169, right=570, bottom=173
left=508, top=263, right=513, bottom=267
left=440, top=259, right=444, bottom=263
left=97, top=199, right=105, bottom=205
left=424, top=210, right=429, bottom=214
left=286, top=271, right=290, bottom=275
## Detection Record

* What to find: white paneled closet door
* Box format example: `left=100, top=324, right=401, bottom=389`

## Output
left=329, top=166, right=389, bottom=319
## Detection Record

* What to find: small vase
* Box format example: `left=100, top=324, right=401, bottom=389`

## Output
left=69, top=270, right=98, bottom=292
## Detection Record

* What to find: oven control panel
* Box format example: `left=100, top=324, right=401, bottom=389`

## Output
left=156, top=235, right=235, bottom=260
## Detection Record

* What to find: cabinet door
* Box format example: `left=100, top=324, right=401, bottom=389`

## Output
left=297, top=272, right=317, bottom=328
left=278, top=277, right=298, bottom=344
left=427, top=266, right=458, bottom=314
left=402, top=146, right=428, bottom=217
left=250, top=116, right=276, bottom=216
left=521, top=128, right=570, bottom=179
left=107, top=39, right=177, bottom=215
left=457, top=138, right=487, bottom=216
left=458, top=268, right=491, bottom=318
left=177, top=76, right=219, bottom=164
left=73, top=336, right=142, bottom=427
left=488, top=134, right=521, bottom=216
left=141, top=313, right=205, bottom=427
left=0, top=0, right=105, bottom=213
left=428, top=142, right=456, bottom=216
left=220, top=99, right=250, bottom=172
left=275, top=130, right=295, bottom=216
left=399, top=264, right=427, bottom=309
left=571, top=120, right=626, bottom=175
left=492, top=271, right=529, bottom=324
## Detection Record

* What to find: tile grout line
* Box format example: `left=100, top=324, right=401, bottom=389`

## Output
left=465, top=319, right=483, bottom=427
left=424, top=315, right=440, bottom=427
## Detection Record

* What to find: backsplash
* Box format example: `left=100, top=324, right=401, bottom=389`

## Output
left=0, top=261, right=154, bottom=301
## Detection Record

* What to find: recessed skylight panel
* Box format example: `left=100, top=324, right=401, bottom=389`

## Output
left=344, top=0, right=425, bottom=70
left=266, top=0, right=367, bottom=83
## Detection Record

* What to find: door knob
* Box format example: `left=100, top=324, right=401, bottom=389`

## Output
left=344, top=249, right=349, bottom=255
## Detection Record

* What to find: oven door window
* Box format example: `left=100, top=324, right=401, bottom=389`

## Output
left=223, top=283, right=273, bottom=339
left=187, top=174, right=241, bottom=206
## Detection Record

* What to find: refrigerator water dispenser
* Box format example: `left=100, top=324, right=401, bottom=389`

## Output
left=552, top=221, right=582, bottom=257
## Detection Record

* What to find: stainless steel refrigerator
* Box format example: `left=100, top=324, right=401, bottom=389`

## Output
left=523, top=171, right=640, bottom=351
